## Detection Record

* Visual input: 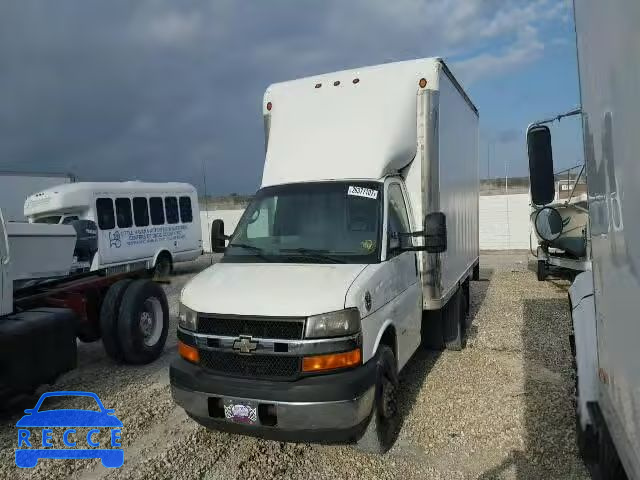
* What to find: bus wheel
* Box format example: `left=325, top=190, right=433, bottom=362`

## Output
left=153, top=252, right=173, bottom=281
left=117, top=279, right=169, bottom=365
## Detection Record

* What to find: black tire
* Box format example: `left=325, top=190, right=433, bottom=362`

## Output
left=537, top=260, right=547, bottom=281
left=596, top=424, right=627, bottom=480
left=462, top=280, right=471, bottom=327
left=444, top=288, right=465, bottom=351
left=472, top=262, right=480, bottom=281
left=153, top=252, right=173, bottom=280
left=421, top=309, right=444, bottom=350
left=117, top=279, right=169, bottom=365
left=99, top=279, right=133, bottom=362
left=356, top=345, right=400, bottom=454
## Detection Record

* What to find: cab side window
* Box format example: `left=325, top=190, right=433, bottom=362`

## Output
left=96, top=198, right=115, bottom=230
left=387, top=184, right=411, bottom=256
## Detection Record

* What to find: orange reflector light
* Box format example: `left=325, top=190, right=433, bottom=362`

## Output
left=178, top=341, right=199, bottom=363
left=419, top=78, right=427, bottom=88
left=302, top=348, right=361, bottom=373
left=266, top=101, right=272, bottom=111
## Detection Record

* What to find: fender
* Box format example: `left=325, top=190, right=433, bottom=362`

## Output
left=151, top=249, right=172, bottom=269
left=370, top=319, right=397, bottom=363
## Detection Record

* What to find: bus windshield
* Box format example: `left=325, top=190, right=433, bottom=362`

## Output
left=34, top=215, right=62, bottom=224
left=223, top=181, right=382, bottom=264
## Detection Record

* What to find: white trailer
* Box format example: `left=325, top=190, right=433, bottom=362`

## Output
left=170, top=58, right=479, bottom=452
left=527, top=2, right=640, bottom=478
left=24, top=182, right=202, bottom=276
left=0, top=171, right=74, bottom=222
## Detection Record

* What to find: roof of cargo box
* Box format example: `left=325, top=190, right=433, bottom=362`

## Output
left=261, top=58, right=475, bottom=187
left=24, top=181, right=196, bottom=216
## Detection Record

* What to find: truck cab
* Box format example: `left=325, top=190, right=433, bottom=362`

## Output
left=171, top=177, right=433, bottom=451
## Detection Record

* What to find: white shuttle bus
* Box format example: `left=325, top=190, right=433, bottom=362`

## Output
left=24, top=182, right=202, bottom=275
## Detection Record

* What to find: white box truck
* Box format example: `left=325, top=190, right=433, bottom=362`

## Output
left=170, top=58, right=479, bottom=452
left=0, top=171, right=74, bottom=222
left=527, top=1, right=640, bottom=478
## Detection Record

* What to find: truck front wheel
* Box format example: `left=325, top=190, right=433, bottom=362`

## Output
left=356, top=345, right=400, bottom=454
left=117, top=279, right=169, bottom=365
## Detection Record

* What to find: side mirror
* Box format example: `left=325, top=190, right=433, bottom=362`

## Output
left=210, top=219, right=227, bottom=253
left=527, top=125, right=555, bottom=205
left=424, top=212, right=446, bottom=253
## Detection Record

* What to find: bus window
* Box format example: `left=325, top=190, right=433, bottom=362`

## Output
left=150, top=197, right=165, bottom=225
left=96, top=198, right=115, bottom=230
left=133, top=197, right=149, bottom=227
left=115, top=198, right=133, bottom=228
left=165, top=197, right=179, bottom=224
left=179, top=196, right=193, bottom=223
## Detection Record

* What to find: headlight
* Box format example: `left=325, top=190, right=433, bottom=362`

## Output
left=305, top=308, right=361, bottom=338
left=178, top=303, right=198, bottom=331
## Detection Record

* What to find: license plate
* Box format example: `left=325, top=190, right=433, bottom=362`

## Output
left=223, top=399, right=258, bottom=425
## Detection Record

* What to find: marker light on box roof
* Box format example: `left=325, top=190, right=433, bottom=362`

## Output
left=333, top=80, right=340, bottom=86
left=419, top=78, right=427, bottom=88
left=266, top=101, right=272, bottom=111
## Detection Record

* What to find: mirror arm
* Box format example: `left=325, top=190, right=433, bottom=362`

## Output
left=398, top=231, right=425, bottom=237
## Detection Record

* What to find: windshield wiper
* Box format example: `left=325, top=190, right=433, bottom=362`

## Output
left=227, top=243, right=271, bottom=261
left=279, top=248, right=346, bottom=264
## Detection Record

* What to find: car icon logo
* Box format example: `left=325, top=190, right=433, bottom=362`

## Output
left=15, top=391, right=124, bottom=469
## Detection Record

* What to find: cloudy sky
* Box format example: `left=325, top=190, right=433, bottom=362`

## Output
left=0, top=0, right=583, bottom=194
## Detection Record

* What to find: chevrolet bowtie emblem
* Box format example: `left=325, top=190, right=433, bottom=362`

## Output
left=233, top=335, right=258, bottom=354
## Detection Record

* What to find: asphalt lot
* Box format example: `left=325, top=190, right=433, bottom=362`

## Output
left=0, top=252, right=590, bottom=479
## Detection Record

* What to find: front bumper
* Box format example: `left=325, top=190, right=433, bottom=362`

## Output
left=169, top=354, right=378, bottom=443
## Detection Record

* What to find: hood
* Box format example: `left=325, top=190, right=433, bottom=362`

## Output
left=181, top=262, right=367, bottom=317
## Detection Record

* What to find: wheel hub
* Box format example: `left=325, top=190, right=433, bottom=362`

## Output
left=140, top=311, right=154, bottom=338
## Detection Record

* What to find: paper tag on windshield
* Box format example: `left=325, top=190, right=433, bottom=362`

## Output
left=348, top=186, right=378, bottom=199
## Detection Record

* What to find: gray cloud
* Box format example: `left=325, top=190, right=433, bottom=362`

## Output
left=0, top=0, right=568, bottom=194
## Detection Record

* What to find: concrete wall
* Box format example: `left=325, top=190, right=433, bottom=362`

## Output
left=201, top=192, right=533, bottom=252
left=479, top=193, right=532, bottom=250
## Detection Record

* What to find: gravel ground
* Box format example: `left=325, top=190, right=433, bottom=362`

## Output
left=0, top=252, right=590, bottom=479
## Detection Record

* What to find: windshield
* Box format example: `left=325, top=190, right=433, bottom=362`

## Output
left=34, top=215, right=62, bottom=224
left=224, top=182, right=382, bottom=264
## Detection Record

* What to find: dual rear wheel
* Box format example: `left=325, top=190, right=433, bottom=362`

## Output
left=100, top=279, right=169, bottom=364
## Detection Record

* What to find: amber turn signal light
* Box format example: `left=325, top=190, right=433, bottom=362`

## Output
left=302, top=348, right=362, bottom=373
left=178, top=341, right=199, bottom=363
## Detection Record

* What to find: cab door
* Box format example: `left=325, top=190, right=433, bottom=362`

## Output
left=383, top=179, right=422, bottom=368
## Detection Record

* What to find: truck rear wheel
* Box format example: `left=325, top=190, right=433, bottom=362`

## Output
left=444, top=287, right=465, bottom=351
left=356, top=345, right=400, bottom=454
left=117, top=279, right=169, bottom=365
left=99, top=279, right=133, bottom=362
